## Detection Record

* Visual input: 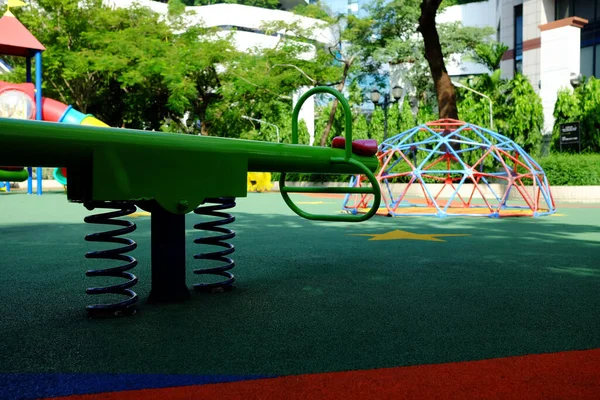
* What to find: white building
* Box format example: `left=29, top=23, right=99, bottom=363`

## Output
left=308, top=0, right=370, bottom=17
left=440, top=0, right=598, bottom=136
left=106, top=0, right=333, bottom=53
left=169, top=0, right=595, bottom=139
left=437, top=0, right=498, bottom=78
left=496, top=0, right=598, bottom=135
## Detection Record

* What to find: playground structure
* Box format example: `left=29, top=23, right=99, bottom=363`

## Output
left=0, top=8, right=383, bottom=317
left=0, top=80, right=109, bottom=188
left=247, top=171, right=273, bottom=192
left=343, top=119, right=556, bottom=218
left=0, top=9, right=46, bottom=194
left=0, top=9, right=275, bottom=194
left=1, top=85, right=381, bottom=317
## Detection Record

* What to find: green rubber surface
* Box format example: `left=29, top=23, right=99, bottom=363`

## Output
left=0, top=191, right=599, bottom=377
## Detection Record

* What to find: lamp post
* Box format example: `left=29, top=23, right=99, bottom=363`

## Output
left=570, top=72, right=583, bottom=88
left=242, top=115, right=280, bottom=143
left=370, top=85, right=404, bottom=141
left=451, top=80, right=493, bottom=130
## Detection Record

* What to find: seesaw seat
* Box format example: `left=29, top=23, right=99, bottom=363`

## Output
left=331, top=137, right=378, bottom=157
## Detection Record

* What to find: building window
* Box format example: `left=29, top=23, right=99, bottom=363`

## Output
left=348, top=0, right=358, bottom=15
left=596, top=44, right=600, bottom=76
left=514, top=5, right=523, bottom=74
left=579, top=0, right=600, bottom=78
left=496, top=22, right=501, bottom=44
left=574, top=0, right=595, bottom=21
left=556, top=0, right=597, bottom=20
left=556, top=0, right=570, bottom=20
left=581, top=46, right=594, bottom=77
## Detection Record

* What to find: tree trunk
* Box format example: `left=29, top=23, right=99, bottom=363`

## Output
left=320, top=99, right=340, bottom=147
left=200, top=125, right=209, bottom=136
left=417, top=0, right=458, bottom=120
left=197, top=101, right=210, bottom=136
left=319, top=60, right=351, bottom=147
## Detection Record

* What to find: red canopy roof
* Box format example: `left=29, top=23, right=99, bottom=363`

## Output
left=0, top=11, right=45, bottom=57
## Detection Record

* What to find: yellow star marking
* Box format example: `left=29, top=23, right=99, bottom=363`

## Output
left=351, top=229, right=471, bottom=242
left=297, top=201, right=332, bottom=205
left=129, top=211, right=151, bottom=218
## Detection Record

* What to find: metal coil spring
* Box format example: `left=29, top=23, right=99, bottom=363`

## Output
left=193, top=197, right=236, bottom=292
left=83, top=201, right=138, bottom=316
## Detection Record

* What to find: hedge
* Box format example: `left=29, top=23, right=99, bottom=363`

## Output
left=271, top=172, right=351, bottom=183
left=537, top=153, right=600, bottom=186
left=272, top=153, right=600, bottom=186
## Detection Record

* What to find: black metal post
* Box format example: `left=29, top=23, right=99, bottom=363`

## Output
left=147, top=204, right=190, bottom=303
left=560, top=138, right=562, bottom=152
left=383, top=98, right=389, bottom=141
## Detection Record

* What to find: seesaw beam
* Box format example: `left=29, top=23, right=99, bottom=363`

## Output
left=0, top=118, right=381, bottom=305
left=0, top=118, right=377, bottom=213
left=0, top=86, right=383, bottom=313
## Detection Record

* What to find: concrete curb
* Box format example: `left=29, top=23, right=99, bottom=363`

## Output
left=6, top=180, right=600, bottom=204
left=271, top=182, right=600, bottom=204
left=8, top=179, right=64, bottom=190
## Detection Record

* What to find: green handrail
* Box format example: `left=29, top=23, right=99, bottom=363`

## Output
left=281, top=86, right=381, bottom=222
left=292, top=86, right=353, bottom=160
left=280, top=158, right=381, bottom=222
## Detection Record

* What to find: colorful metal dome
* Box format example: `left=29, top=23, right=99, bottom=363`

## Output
left=342, top=119, right=556, bottom=218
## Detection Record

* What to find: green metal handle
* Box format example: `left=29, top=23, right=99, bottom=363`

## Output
left=283, top=86, right=381, bottom=222
left=279, top=157, right=381, bottom=222
left=292, top=86, right=353, bottom=161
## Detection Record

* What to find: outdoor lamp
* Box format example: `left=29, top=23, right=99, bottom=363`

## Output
left=391, top=85, right=403, bottom=100
left=370, top=89, right=381, bottom=103
left=570, top=73, right=582, bottom=88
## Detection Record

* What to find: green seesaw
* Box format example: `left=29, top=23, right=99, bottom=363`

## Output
left=0, top=86, right=382, bottom=316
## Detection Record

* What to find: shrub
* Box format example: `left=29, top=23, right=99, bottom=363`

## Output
left=538, top=153, right=600, bottom=186
left=552, top=77, right=600, bottom=153
left=456, top=73, right=544, bottom=157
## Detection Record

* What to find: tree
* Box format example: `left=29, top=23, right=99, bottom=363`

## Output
left=417, top=0, right=457, bottom=119
left=157, top=0, right=281, bottom=9
left=353, top=112, right=370, bottom=140
left=208, top=13, right=339, bottom=140
left=496, top=74, right=543, bottom=155
left=160, top=21, right=235, bottom=135
left=369, top=107, right=385, bottom=143
left=454, top=69, right=544, bottom=157
left=317, top=15, right=377, bottom=146
left=366, top=0, right=493, bottom=120
left=454, top=40, right=505, bottom=136
left=291, top=3, right=332, bottom=19
left=5, top=0, right=234, bottom=132
left=242, top=7, right=375, bottom=147
left=277, top=10, right=376, bottom=147
left=472, top=42, right=509, bottom=71
left=552, top=77, right=600, bottom=152
left=397, top=98, right=417, bottom=133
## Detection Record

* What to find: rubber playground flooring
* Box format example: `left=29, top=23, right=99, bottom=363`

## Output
left=1, top=190, right=599, bottom=399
